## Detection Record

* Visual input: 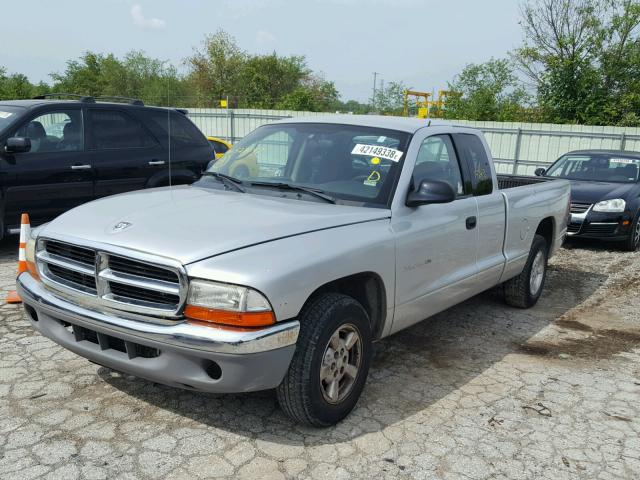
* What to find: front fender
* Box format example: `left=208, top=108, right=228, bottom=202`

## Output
left=185, top=218, right=395, bottom=328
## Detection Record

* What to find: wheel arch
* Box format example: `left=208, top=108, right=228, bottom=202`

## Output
left=301, top=272, right=387, bottom=340
left=535, top=216, right=555, bottom=252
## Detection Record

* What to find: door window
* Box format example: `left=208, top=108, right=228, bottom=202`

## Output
left=89, top=110, right=158, bottom=150
left=147, top=111, right=209, bottom=148
left=454, top=134, right=493, bottom=195
left=14, top=110, right=83, bottom=153
left=413, top=135, right=464, bottom=195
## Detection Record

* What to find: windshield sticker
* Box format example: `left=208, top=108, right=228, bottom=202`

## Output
left=364, top=171, right=381, bottom=187
left=0, top=111, right=13, bottom=119
left=352, top=144, right=403, bottom=162
left=377, top=136, right=387, bottom=143
left=370, top=157, right=381, bottom=165
left=610, top=158, right=638, bottom=164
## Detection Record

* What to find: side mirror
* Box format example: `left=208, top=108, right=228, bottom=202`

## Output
left=534, top=167, right=546, bottom=177
left=406, top=180, right=456, bottom=207
left=5, top=137, right=31, bottom=154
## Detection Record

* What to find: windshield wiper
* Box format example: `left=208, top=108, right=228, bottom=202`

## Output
left=249, top=181, right=336, bottom=204
left=202, top=172, right=245, bottom=193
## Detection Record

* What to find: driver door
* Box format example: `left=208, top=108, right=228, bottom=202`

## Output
left=2, top=107, right=93, bottom=226
left=391, top=134, right=479, bottom=333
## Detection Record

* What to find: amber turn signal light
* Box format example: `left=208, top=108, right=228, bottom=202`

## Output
left=184, top=305, right=276, bottom=328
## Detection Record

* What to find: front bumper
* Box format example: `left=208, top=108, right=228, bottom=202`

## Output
left=567, top=211, right=633, bottom=241
left=18, top=272, right=299, bottom=393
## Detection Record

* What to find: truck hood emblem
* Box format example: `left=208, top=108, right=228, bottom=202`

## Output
left=112, top=221, right=133, bottom=232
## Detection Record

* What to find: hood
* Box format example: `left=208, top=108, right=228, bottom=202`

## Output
left=40, top=186, right=390, bottom=264
left=568, top=180, right=635, bottom=204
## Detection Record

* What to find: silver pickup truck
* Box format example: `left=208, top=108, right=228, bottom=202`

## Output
left=18, top=116, right=570, bottom=426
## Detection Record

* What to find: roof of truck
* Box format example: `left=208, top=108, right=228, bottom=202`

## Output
left=273, top=114, right=469, bottom=134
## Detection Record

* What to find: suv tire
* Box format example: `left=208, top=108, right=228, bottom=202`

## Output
left=276, top=293, right=372, bottom=427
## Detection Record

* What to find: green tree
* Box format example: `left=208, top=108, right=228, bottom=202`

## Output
left=444, top=59, right=530, bottom=121
left=513, top=0, right=640, bottom=125
left=0, top=66, right=41, bottom=100
left=240, top=54, right=307, bottom=108
left=50, top=51, right=187, bottom=106
left=185, top=30, right=247, bottom=106
left=373, top=81, right=409, bottom=114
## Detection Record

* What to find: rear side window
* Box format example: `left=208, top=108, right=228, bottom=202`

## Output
left=147, top=111, right=209, bottom=148
left=454, top=133, right=493, bottom=195
left=89, top=110, right=158, bottom=150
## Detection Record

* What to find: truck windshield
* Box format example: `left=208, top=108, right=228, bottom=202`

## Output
left=546, top=153, right=640, bottom=183
left=203, top=123, right=411, bottom=207
left=0, top=106, right=24, bottom=134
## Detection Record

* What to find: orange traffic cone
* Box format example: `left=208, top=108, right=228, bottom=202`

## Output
left=5, top=213, right=30, bottom=304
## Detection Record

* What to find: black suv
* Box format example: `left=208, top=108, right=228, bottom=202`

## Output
left=0, top=95, right=213, bottom=238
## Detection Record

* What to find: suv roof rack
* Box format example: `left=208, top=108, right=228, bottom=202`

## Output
left=33, top=93, right=95, bottom=103
left=32, top=93, right=145, bottom=106
left=95, top=96, right=144, bottom=106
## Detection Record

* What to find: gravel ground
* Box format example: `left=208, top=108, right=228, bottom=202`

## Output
left=0, top=238, right=639, bottom=480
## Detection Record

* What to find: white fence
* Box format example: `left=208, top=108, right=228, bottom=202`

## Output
left=186, top=108, right=640, bottom=176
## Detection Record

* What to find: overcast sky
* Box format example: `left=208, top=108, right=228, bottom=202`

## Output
left=2, top=0, right=523, bottom=102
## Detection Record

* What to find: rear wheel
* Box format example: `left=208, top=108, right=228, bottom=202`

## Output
left=504, top=234, right=548, bottom=308
left=620, top=212, right=640, bottom=252
left=276, top=293, right=372, bottom=427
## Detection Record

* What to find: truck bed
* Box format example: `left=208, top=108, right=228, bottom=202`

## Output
left=497, top=174, right=551, bottom=190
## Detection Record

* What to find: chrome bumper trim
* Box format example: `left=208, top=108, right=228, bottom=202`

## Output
left=18, top=272, right=299, bottom=355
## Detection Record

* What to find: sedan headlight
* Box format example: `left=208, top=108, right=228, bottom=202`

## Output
left=592, top=198, right=626, bottom=213
left=184, top=279, right=275, bottom=327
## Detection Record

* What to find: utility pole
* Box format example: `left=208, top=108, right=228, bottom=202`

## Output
left=372, top=72, right=379, bottom=110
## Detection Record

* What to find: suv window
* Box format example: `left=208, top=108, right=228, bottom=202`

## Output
left=88, top=109, right=157, bottom=150
left=413, top=135, right=464, bottom=195
left=14, top=110, right=83, bottom=153
left=147, top=111, right=209, bottom=148
left=454, top=133, right=493, bottom=195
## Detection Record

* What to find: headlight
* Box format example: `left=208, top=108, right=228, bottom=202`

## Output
left=25, top=229, right=40, bottom=280
left=184, top=279, right=275, bottom=327
left=592, top=198, right=626, bottom=213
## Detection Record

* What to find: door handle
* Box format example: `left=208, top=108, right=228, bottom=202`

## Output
left=70, top=165, right=91, bottom=170
left=466, top=216, right=477, bottom=230
left=148, top=160, right=165, bottom=166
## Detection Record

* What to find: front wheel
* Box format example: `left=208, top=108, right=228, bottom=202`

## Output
left=504, top=234, right=548, bottom=308
left=620, top=212, right=640, bottom=252
left=276, top=293, right=372, bottom=427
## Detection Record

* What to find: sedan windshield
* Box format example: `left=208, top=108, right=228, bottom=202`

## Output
left=202, top=123, right=411, bottom=207
left=546, top=153, right=640, bottom=183
left=0, top=106, right=24, bottom=134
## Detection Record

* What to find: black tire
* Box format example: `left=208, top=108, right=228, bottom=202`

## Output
left=620, top=212, right=640, bottom=252
left=504, top=234, right=548, bottom=309
left=276, top=293, right=372, bottom=427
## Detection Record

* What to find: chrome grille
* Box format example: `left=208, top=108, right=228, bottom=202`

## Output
left=570, top=202, right=591, bottom=214
left=45, top=241, right=95, bottom=266
left=109, top=255, right=179, bottom=283
left=36, top=239, right=186, bottom=317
